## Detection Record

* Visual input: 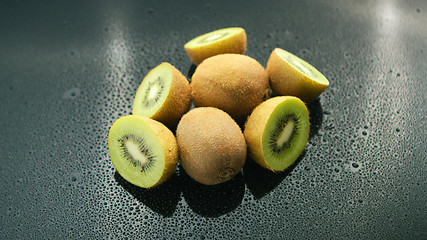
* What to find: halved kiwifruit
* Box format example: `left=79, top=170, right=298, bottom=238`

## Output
left=132, top=62, right=191, bottom=127
left=244, top=96, right=309, bottom=171
left=266, top=48, right=329, bottom=103
left=108, top=115, right=178, bottom=188
left=184, top=27, right=247, bottom=65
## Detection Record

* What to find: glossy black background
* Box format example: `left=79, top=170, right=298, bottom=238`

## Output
left=1, top=0, right=426, bottom=239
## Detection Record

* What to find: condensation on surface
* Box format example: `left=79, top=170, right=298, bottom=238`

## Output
left=0, top=0, right=426, bottom=239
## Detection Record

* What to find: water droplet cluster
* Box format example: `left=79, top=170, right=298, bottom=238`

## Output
left=1, top=1, right=425, bottom=239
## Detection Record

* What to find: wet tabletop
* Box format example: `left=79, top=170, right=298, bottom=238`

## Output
left=1, top=0, right=426, bottom=239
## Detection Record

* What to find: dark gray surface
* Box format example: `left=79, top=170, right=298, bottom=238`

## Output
left=1, top=0, right=426, bottom=239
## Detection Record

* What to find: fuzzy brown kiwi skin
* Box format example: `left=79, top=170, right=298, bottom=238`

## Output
left=151, top=63, right=191, bottom=128
left=190, top=54, right=270, bottom=123
left=141, top=116, right=179, bottom=188
left=176, top=107, right=247, bottom=185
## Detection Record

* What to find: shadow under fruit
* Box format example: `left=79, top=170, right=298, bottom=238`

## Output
left=180, top=165, right=245, bottom=218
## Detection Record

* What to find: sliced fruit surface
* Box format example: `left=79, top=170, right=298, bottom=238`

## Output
left=108, top=115, right=178, bottom=188
left=244, top=96, right=309, bottom=171
left=267, top=48, right=329, bottom=103
left=184, top=27, right=247, bottom=65
left=261, top=97, right=309, bottom=170
left=133, top=63, right=172, bottom=118
left=276, top=48, right=329, bottom=85
left=132, top=62, right=191, bottom=126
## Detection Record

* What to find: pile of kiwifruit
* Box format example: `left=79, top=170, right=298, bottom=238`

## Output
left=108, top=27, right=329, bottom=188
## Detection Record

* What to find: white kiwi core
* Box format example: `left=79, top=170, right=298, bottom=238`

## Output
left=276, top=120, right=295, bottom=148
left=203, top=33, right=226, bottom=42
left=125, top=140, right=149, bottom=165
left=146, top=82, right=162, bottom=101
left=132, top=63, right=172, bottom=117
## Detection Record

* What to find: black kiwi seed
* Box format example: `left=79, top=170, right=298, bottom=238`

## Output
left=118, top=134, right=156, bottom=172
left=268, top=114, right=299, bottom=153
left=143, top=77, right=164, bottom=107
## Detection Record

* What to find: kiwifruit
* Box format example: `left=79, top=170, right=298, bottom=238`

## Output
left=191, top=54, right=270, bottom=123
left=244, top=96, right=309, bottom=171
left=266, top=48, right=329, bottom=103
left=184, top=27, right=247, bottom=65
left=108, top=115, right=178, bottom=188
left=132, top=62, right=191, bottom=127
left=176, top=107, right=247, bottom=185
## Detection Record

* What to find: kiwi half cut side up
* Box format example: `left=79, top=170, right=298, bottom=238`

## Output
left=132, top=62, right=191, bottom=127
left=266, top=48, right=329, bottom=103
left=184, top=27, right=247, bottom=65
left=108, top=115, right=178, bottom=188
left=244, top=96, right=310, bottom=171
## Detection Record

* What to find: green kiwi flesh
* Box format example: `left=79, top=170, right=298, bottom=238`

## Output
left=184, top=27, right=247, bottom=65
left=196, top=31, right=229, bottom=44
left=133, top=63, right=172, bottom=118
left=276, top=49, right=328, bottom=85
left=185, top=27, right=243, bottom=48
left=262, top=98, right=309, bottom=170
left=108, top=115, right=172, bottom=188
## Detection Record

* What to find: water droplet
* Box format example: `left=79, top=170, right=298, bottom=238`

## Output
left=344, top=51, right=350, bottom=58
left=62, top=87, right=82, bottom=99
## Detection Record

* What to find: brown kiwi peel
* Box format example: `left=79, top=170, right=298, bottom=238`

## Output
left=176, top=107, right=247, bottom=185
left=144, top=117, right=179, bottom=187
left=190, top=54, right=269, bottom=123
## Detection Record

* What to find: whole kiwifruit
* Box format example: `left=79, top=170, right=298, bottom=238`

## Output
left=191, top=54, right=270, bottom=123
left=266, top=48, right=329, bottom=103
left=132, top=62, right=191, bottom=127
left=108, top=115, right=178, bottom=188
left=244, top=96, right=310, bottom=171
left=176, top=107, right=247, bottom=185
left=184, top=27, right=247, bottom=65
